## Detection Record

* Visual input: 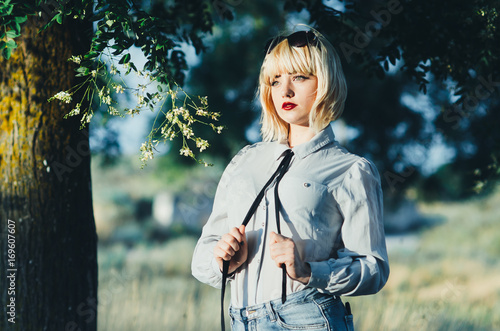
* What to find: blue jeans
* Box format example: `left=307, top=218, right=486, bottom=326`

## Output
left=229, top=288, right=355, bottom=331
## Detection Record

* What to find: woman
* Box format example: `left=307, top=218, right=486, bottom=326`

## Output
left=191, top=29, right=389, bottom=331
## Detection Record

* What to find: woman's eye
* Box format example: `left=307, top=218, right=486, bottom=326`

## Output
left=294, top=75, right=308, bottom=81
left=271, top=80, right=279, bottom=87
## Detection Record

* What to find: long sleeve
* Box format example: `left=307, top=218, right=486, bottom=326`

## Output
left=191, top=125, right=390, bottom=306
left=191, top=146, right=250, bottom=289
left=306, top=158, right=390, bottom=296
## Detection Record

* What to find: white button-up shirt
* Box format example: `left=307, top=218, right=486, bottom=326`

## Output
left=192, top=124, right=389, bottom=308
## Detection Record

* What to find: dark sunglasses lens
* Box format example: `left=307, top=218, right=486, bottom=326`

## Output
left=287, top=31, right=310, bottom=47
left=265, top=31, right=317, bottom=54
left=265, top=36, right=284, bottom=54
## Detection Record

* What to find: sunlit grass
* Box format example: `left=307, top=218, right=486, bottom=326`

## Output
left=97, top=236, right=227, bottom=330
left=97, top=189, right=500, bottom=330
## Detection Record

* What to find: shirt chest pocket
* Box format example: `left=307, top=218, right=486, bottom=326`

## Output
left=278, top=176, right=330, bottom=222
left=278, top=176, right=342, bottom=261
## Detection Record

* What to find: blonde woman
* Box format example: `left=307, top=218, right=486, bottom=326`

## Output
left=192, top=29, right=389, bottom=331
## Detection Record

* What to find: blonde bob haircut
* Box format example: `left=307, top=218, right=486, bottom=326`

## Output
left=258, top=28, right=347, bottom=142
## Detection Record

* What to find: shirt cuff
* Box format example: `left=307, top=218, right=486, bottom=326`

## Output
left=211, top=258, right=236, bottom=280
left=306, top=261, right=331, bottom=289
left=211, top=257, right=222, bottom=275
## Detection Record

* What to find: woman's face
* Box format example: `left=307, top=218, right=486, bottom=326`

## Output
left=271, top=72, right=318, bottom=129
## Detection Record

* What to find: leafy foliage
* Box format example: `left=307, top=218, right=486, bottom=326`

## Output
left=0, top=0, right=29, bottom=59
left=283, top=0, right=500, bottom=197
left=184, top=0, right=500, bottom=198
left=2, top=0, right=500, bottom=195
left=1, top=0, right=224, bottom=166
left=285, top=0, right=499, bottom=97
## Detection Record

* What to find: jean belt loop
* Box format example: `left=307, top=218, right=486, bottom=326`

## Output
left=265, top=302, right=276, bottom=322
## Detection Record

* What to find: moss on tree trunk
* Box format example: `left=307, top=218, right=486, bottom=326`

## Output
left=0, top=17, right=97, bottom=331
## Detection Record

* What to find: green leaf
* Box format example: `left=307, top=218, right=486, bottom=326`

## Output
left=14, top=16, right=28, bottom=23
left=56, top=13, right=63, bottom=24
left=5, top=30, right=20, bottom=38
left=157, top=85, right=163, bottom=92
left=0, top=41, right=5, bottom=49
left=79, top=61, right=94, bottom=69
left=5, top=40, right=17, bottom=48
left=84, top=51, right=99, bottom=60
left=5, top=4, right=13, bottom=15
left=38, top=21, right=54, bottom=34
left=13, top=21, right=21, bottom=35
left=75, top=66, right=90, bottom=76
left=93, top=41, right=107, bottom=52
left=2, top=47, right=12, bottom=60
left=119, top=53, right=130, bottom=64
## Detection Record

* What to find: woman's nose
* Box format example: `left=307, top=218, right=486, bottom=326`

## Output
left=281, top=81, right=294, bottom=98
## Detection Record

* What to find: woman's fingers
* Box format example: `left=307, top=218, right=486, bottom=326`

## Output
left=229, top=226, right=246, bottom=245
left=269, top=232, right=294, bottom=260
left=214, top=240, right=236, bottom=261
left=214, top=226, right=247, bottom=261
left=238, top=225, right=246, bottom=244
left=221, top=234, right=239, bottom=254
left=269, top=232, right=310, bottom=283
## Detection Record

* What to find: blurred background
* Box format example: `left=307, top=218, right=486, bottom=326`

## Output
left=88, top=0, right=500, bottom=330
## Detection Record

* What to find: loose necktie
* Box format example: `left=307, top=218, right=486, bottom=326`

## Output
left=220, top=149, right=294, bottom=331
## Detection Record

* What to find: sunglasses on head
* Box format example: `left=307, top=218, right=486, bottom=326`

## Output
left=265, top=30, right=319, bottom=54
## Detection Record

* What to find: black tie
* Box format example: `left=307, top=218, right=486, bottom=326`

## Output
left=220, top=149, right=294, bottom=331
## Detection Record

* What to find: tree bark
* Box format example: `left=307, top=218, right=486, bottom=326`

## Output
left=0, top=17, right=97, bottom=331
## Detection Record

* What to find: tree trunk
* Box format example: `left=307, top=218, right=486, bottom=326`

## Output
left=0, top=17, right=97, bottom=331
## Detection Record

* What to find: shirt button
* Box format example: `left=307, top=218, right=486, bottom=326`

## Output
left=261, top=222, right=265, bottom=227
left=304, top=183, right=311, bottom=188
left=262, top=205, right=267, bottom=210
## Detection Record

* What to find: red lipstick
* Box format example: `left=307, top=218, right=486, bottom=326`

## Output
left=282, top=102, right=297, bottom=110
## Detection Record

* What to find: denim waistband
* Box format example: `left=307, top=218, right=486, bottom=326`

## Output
left=229, top=287, right=339, bottom=321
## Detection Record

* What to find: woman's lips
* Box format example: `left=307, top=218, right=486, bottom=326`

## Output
left=282, top=102, right=297, bottom=110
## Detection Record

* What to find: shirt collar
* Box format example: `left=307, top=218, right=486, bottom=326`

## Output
left=274, top=123, right=336, bottom=160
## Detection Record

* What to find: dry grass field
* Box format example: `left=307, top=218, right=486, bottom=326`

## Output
left=94, top=159, right=500, bottom=330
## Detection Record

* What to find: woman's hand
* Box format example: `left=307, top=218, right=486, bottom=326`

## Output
left=214, top=225, right=248, bottom=274
left=269, top=232, right=311, bottom=284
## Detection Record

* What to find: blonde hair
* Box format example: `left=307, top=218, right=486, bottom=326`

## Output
left=258, top=29, right=347, bottom=142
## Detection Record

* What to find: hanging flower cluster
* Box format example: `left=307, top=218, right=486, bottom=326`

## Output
left=48, top=49, right=223, bottom=168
